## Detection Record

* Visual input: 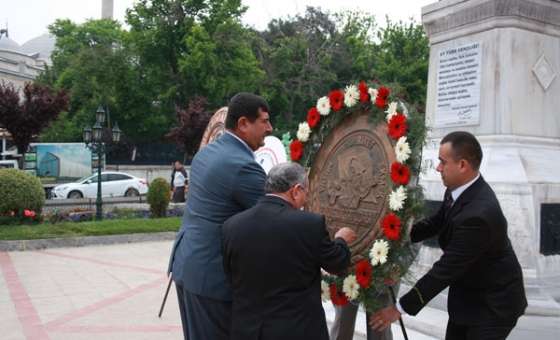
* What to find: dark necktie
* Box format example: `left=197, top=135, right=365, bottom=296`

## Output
left=443, top=190, right=454, bottom=218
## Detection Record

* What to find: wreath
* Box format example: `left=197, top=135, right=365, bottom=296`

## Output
left=286, top=81, right=426, bottom=312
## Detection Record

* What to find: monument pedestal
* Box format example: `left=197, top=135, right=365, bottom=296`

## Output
left=411, top=0, right=560, bottom=338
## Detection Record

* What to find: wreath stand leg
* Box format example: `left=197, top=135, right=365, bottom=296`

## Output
left=388, top=286, right=409, bottom=340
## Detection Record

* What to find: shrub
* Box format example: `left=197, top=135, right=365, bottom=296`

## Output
left=146, top=178, right=170, bottom=218
left=0, top=169, right=45, bottom=222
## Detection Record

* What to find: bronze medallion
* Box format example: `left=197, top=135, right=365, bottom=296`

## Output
left=198, top=107, right=228, bottom=151
left=307, top=112, right=395, bottom=263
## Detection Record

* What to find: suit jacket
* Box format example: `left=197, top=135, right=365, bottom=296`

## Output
left=222, top=195, right=351, bottom=340
left=400, top=176, right=527, bottom=325
left=168, top=132, right=266, bottom=301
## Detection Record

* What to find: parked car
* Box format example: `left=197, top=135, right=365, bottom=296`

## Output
left=51, top=171, right=149, bottom=199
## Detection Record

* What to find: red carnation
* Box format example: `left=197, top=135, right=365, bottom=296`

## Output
left=375, top=96, right=386, bottom=109
left=391, top=162, right=411, bottom=185
left=307, top=107, right=321, bottom=128
left=377, top=86, right=390, bottom=99
left=388, top=113, right=408, bottom=140
left=290, top=140, right=304, bottom=161
left=355, top=259, right=373, bottom=288
left=358, top=81, right=369, bottom=103
left=23, top=209, right=36, bottom=218
left=382, top=213, right=402, bottom=241
left=329, top=89, right=345, bottom=112
left=329, top=283, right=349, bottom=306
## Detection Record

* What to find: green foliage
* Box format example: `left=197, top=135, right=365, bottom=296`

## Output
left=38, top=3, right=428, bottom=155
left=0, top=169, right=45, bottom=219
left=146, top=178, right=171, bottom=218
left=0, top=217, right=181, bottom=240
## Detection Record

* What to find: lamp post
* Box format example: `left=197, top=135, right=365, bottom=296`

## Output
left=83, top=105, right=122, bottom=220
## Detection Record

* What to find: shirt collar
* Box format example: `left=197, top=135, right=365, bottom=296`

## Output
left=226, top=130, right=255, bottom=158
left=451, top=173, right=480, bottom=202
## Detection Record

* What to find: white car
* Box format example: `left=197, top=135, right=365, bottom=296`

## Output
left=51, top=171, right=149, bottom=199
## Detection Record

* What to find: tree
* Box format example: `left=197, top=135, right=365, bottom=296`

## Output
left=0, top=82, right=68, bottom=163
left=39, top=19, right=168, bottom=143
left=166, top=96, right=212, bottom=159
left=125, top=0, right=250, bottom=108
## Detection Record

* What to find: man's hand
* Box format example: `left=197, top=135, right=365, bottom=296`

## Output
left=334, top=227, right=357, bottom=244
left=369, top=306, right=401, bottom=331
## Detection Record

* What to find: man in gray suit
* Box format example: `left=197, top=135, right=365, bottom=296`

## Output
left=168, top=92, right=273, bottom=340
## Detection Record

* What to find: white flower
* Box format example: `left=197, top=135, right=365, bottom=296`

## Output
left=385, top=102, right=398, bottom=122
left=389, top=186, right=407, bottom=211
left=399, top=101, right=409, bottom=117
left=316, top=96, right=331, bottom=116
left=321, top=280, right=330, bottom=302
left=368, top=88, right=378, bottom=105
left=342, top=275, right=360, bottom=300
left=344, top=85, right=359, bottom=107
left=370, top=239, right=390, bottom=266
left=297, top=122, right=311, bottom=142
left=395, top=136, right=411, bottom=163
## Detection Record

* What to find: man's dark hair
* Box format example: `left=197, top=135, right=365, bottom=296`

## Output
left=441, top=131, right=483, bottom=170
left=225, top=93, right=269, bottom=129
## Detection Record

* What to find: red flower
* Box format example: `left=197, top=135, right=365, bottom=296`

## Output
left=377, top=86, right=390, bottom=99
left=358, top=81, right=369, bottom=103
left=355, top=259, right=373, bottom=288
left=382, top=213, right=402, bottom=241
left=23, top=209, right=36, bottom=218
left=329, top=89, right=345, bottom=112
left=390, top=162, right=411, bottom=185
left=290, top=140, right=304, bottom=161
left=307, top=107, right=321, bottom=128
left=388, top=113, right=408, bottom=140
left=329, top=283, right=349, bottom=306
left=375, top=96, right=386, bottom=109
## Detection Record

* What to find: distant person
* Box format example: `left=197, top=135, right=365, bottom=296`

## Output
left=171, top=160, right=187, bottom=203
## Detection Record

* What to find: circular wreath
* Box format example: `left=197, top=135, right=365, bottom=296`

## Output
left=287, top=81, right=426, bottom=312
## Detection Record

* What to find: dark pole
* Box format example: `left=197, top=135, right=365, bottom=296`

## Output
left=388, top=286, right=409, bottom=340
left=96, top=146, right=103, bottom=220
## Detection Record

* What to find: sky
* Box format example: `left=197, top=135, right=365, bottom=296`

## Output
left=1, top=0, right=435, bottom=45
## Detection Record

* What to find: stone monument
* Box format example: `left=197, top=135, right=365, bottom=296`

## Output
left=409, top=0, right=560, bottom=338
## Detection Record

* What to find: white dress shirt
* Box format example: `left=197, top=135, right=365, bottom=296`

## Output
left=226, top=131, right=255, bottom=158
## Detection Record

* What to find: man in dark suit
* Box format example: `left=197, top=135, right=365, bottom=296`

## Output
left=222, top=162, right=357, bottom=340
left=371, top=131, right=527, bottom=340
left=167, top=93, right=273, bottom=340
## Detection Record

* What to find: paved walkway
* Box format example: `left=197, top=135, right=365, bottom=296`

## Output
left=0, top=241, right=435, bottom=340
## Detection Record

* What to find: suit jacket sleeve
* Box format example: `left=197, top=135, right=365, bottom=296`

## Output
left=410, top=205, right=446, bottom=243
left=400, top=216, right=492, bottom=315
left=233, top=162, right=266, bottom=209
left=317, top=216, right=351, bottom=275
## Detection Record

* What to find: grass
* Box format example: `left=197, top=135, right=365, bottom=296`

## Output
left=0, top=217, right=181, bottom=241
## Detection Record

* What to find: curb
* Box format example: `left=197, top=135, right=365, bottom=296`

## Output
left=0, top=231, right=177, bottom=252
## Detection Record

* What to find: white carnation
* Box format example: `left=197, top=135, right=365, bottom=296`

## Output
left=368, top=88, right=378, bottom=105
left=297, top=122, right=311, bottom=142
left=321, top=280, right=330, bottom=302
left=316, top=96, right=331, bottom=116
left=399, top=101, right=409, bottom=117
left=395, top=136, right=411, bottom=163
left=344, top=85, right=359, bottom=107
left=342, top=275, right=360, bottom=300
left=389, top=186, right=407, bottom=211
left=385, top=102, right=398, bottom=122
left=370, top=239, right=390, bottom=266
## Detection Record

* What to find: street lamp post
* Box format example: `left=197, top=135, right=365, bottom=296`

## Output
left=83, top=105, right=122, bottom=220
